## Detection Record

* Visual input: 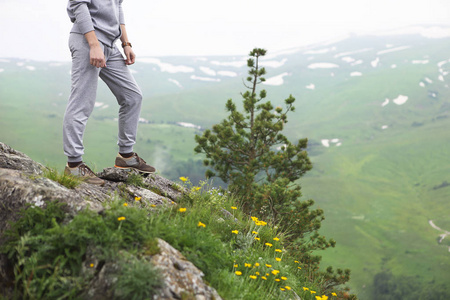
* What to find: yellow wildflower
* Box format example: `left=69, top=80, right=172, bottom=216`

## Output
left=265, top=243, right=273, bottom=247
left=298, top=266, right=302, bottom=269
left=266, top=273, right=269, bottom=276
left=273, top=237, right=280, bottom=241
left=251, top=216, right=258, bottom=222
left=193, top=186, right=201, bottom=191
left=322, top=296, right=329, bottom=300
left=281, top=276, right=287, bottom=280
left=252, top=231, right=258, bottom=235
left=303, top=287, right=309, bottom=291
left=244, top=263, right=252, bottom=268
left=259, top=221, right=267, bottom=226
left=315, top=297, right=322, bottom=300
left=117, top=216, right=126, bottom=221
left=249, top=275, right=257, bottom=279
left=123, top=203, right=128, bottom=207
left=179, top=207, right=187, bottom=212
left=150, top=204, right=157, bottom=207
left=275, top=249, right=282, bottom=252
left=275, top=257, right=281, bottom=262
left=197, top=221, right=206, bottom=228
left=90, top=263, right=94, bottom=268
left=275, top=278, right=281, bottom=282
left=233, top=264, right=238, bottom=268
left=262, top=276, right=267, bottom=280
left=135, top=196, right=141, bottom=201
left=271, top=270, right=280, bottom=275
left=310, top=290, right=317, bottom=294
left=255, top=272, right=260, bottom=275
left=254, top=263, right=260, bottom=267
left=231, top=206, right=237, bottom=210
left=294, top=260, right=299, bottom=263
left=285, top=286, right=291, bottom=290
left=332, top=292, right=337, bottom=297
left=265, top=264, right=272, bottom=268
left=280, top=287, right=285, bottom=291
left=232, top=230, right=239, bottom=234
left=179, top=176, right=188, bottom=182
left=235, top=271, right=242, bottom=276
left=255, top=237, right=260, bottom=241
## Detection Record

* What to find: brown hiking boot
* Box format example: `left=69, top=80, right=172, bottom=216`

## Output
left=64, top=163, right=105, bottom=186
left=114, top=152, right=156, bottom=173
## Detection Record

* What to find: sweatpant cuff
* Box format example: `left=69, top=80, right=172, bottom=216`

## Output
left=67, top=156, right=83, bottom=163
left=119, top=145, right=134, bottom=153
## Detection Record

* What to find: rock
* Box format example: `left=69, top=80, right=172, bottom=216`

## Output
left=98, top=167, right=187, bottom=202
left=151, top=239, right=222, bottom=300
left=0, top=143, right=216, bottom=299
left=144, top=173, right=188, bottom=201
left=0, top=142, right=44, bottom=174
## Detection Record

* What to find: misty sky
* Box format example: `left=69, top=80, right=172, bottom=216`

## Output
left=0, top=0, right=449, bottom=61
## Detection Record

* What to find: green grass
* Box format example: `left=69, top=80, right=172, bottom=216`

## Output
left=1, top=180, right=352, bottom=300
left=42, top=167, right=82, bottom=189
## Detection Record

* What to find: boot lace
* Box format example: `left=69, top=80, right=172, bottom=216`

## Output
left=79, top=163, right=97, bottom=177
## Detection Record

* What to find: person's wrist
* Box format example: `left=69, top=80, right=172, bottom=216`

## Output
left=122, top=42, right=132, bottom=48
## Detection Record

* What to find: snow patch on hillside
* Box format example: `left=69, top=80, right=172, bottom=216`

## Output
left=334, top=48, right=372, bottom=58
left=381, top=125, right=389, bottom=130
left=391, top=64, right=397, bottom=69
left=190, top=75, right=221, bottom=82
left=424, top=77, right=433, bottom=83
left=177, top=122, right=201, bottom=130
left=210, top=60, right=247, bottom=68
left=200, top=66, right=216, bottom=76
left=217, top=71, right=238, bottom=77
left=25, top=66, right=35, bottom=71
left=304, top=47, right=335, bottom=55
left=351, top=60, right=363, bottom=66
left=350, top=72, right=362, bottom=77
left=305, top=84, right=315, bottom=90
left=377, top=46, right=411, bottom=55
left=371, top=57, right=380, bottom=68
left=439, top=75, right=445, bottom=82
left=307, top=63, right=339, bottom=69
left=263, top=72, right=290, bottom=86
left=341, top=57, right=355, bottom=63
left=0, top=59, right=10, bottom=63
left=168, top=78, right=182, bottom=88
left=437, top=59, right=450, bottom=68
left=419, top=82, right=425, bottom=87
left=381, top=98, right=389, bottom=107
left=393, top=95, right=408, bottom=105
left=0, top=69, right=4, bottom=73
left=139, top=58, right=194, bottom=73
left=17, top=62, right=24, bottom=67
left=321, top=139, right=341, bottom=147
left=261, top=58, right=287, bottom=68
left=412, top=60, right=429, bottom=64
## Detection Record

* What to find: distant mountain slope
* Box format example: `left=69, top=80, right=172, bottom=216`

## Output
left=1, top=27, right=449, bottom=299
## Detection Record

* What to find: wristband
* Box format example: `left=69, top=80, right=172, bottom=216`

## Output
left=122, top=42, right=132, bottom=48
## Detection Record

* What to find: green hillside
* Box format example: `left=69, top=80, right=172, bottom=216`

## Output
left=1, top=32, right=449, bottom=298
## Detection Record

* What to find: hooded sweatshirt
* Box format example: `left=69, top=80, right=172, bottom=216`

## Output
left=67, top=0, right=125, bottom=48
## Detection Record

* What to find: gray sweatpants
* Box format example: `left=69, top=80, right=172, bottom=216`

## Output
left=63, top=33, right=143, bottom=163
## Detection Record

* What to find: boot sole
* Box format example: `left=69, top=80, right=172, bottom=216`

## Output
left=114, top=165, right=156, bottom=174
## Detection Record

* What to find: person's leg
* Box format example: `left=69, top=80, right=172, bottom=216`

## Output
left=63, top=33, right=102, bottom=163
left=99, top=47, right=143, bottom=155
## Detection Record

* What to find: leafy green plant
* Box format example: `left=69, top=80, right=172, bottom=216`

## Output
left=42, top=167, right=81, bottom=189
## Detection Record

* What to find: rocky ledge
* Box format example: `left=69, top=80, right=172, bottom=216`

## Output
left=0, top=142, right=221, bottom=300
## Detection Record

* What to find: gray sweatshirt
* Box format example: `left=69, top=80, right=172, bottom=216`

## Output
left=67, top=0, right=125, bottom=48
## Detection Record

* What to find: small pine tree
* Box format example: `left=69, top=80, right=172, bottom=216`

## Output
left=194, top=48, right=336, bottom=264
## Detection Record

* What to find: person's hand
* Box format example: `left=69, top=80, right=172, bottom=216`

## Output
left=123, top=46, right=135, bottom=65
left=89, top=44, right=106, bottom=68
